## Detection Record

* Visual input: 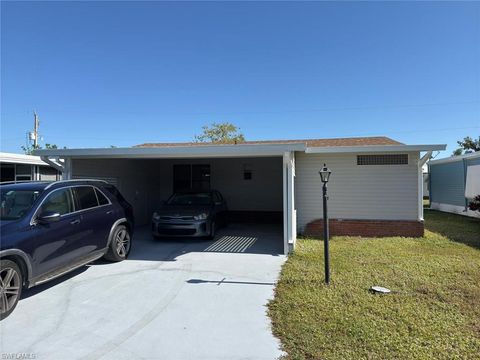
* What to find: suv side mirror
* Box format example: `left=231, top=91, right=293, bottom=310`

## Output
left=37, top=211, right=61, bottom=224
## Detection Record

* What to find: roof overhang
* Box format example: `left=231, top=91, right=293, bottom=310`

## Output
left=34, top=143, right=307, bottom=159
left=428, top=151, right=480, bottom=165
left=305, top=144, right=446, bottom=154
left=0, top=152, right=49, bottom=166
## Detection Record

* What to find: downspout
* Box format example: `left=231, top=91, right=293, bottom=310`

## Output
left=463, top=158, right=468, bottom=212
left=418, top=151, right=433, bottom=221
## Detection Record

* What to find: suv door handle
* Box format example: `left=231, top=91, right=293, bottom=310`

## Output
left=70, top=219, right=81, bottom=225
left=106, top=210, right=113, bottom=215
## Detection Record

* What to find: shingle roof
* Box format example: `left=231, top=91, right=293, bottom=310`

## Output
left=136, top=136, right=403, bottom=148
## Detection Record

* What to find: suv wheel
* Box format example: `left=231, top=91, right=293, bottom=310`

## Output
left=104, top=225, right=131, bottom=262
left=0, top=259, right=23, bottom=320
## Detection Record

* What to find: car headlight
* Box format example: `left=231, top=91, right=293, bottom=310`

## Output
left=194, top=213, right=208, bottom=220
left=152, top=212, right=161, bottom=221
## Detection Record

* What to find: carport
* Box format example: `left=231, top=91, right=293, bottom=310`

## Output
left=37, top=143, right=303, bottom=254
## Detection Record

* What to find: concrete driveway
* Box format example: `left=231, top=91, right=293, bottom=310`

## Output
left=0, top=224, right=286, bottom=360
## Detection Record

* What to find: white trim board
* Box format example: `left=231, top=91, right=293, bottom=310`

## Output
left=430, top=202, right=480, bottom=218
left=306, top=144, right=446, bottom=154
left=35, top=143, right=307, bottom=159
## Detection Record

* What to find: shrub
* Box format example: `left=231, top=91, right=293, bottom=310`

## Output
left=468, top=195, right=480, bottom=212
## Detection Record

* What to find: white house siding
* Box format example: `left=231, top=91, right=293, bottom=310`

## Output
left=295, top=151, right=420, bottom=232
left=72, top=157, right=283, bottom=225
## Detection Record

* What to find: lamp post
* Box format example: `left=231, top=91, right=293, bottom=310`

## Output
left=319, top=163, right=332, bottom=284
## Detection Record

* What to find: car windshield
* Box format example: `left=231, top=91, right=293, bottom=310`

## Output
left=167, top=192, right=212, bottom=206
left=0, top=189, right=41, bottom=220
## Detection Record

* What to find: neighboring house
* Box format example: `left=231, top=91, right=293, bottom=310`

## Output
left=35, top=136, right=445, bottom=253
left=0, top=152, right=62, bottom=182
left=422, top=164, right=429, bottom=199
left=429, top=152, right=480, bottom=218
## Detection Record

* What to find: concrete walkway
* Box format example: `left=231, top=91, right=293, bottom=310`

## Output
left=0, top=224, right=286, bottom=360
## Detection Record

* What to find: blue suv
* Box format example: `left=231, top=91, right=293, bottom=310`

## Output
left=0, top=179, right=134, bottom=320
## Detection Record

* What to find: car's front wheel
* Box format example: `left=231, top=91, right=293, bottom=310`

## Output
left=207, top=220, right=216, bottom=240
left=0, top=259, right=23, bottom=320
left=104, top=225, right=132, bottom=262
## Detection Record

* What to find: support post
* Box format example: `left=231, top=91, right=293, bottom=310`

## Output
left=323, top=182, right=330, bottom=284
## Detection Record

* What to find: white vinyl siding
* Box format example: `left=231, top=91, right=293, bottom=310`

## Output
left=295, top=151, right=420, bottom=232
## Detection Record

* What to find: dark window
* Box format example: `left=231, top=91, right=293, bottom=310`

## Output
left=244, top=170, right=252, bottom=180
left=38, top=188, right=74, bottom=216
left=357, top=154, right=408, bottom=165
left=1, top=164, right=15, bottom=182
left=73, top=186, right=99, bottom=210
left=95, top=188, right=109, bottom=205
left=173, top=164, right=210, bottom=192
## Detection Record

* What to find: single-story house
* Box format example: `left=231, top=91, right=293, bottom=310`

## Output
left=0, top=152, right=62, bottom=183
left=429, top=152, right=480, bottom=218
left=35, top=136, right=445, bottom=253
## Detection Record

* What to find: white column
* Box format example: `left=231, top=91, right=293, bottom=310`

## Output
left=63, top=158, right=72, bottom=180
left=283, top=151, right=296, bottom=254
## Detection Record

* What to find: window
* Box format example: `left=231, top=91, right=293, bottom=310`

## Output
left=1, top=189, right=41, bottom=220
left=95, top=188, right=110, bottom=205
left=73, top=186, right=99, bottom=210
left=173, top=164, right=210, bottom=192
left=357, top=154, right=408, bottom=165
left=0, top=164, right=15, bottom=182
left=38, top=188, right=74, bottom=216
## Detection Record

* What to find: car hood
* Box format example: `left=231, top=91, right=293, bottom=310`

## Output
left=155, top=205, right=211, bottom=217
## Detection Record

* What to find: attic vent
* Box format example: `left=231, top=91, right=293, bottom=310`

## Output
left=357, top=154, right=408, bottom=165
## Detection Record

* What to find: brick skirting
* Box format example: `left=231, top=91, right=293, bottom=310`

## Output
left=304, top=219, right=424, bottom=238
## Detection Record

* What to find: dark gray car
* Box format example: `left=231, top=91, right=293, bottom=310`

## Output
left=151, top=190, right=227, bottom=239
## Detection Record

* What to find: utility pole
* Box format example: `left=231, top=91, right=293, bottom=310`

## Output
left=33, top=111, right=39, bottom=148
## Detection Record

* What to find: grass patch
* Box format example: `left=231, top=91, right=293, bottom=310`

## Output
left=269, top=211, right=480, bottom=359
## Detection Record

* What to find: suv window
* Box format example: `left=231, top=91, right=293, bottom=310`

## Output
left=104, top=184, right=127, bottom=203
left=0, top=189, right=41, bottom=220
left=38, top=188, right=74, bottom=216
left=95, top=188, right=110, bottom=206
left=73, top=186, right=99, bottom=210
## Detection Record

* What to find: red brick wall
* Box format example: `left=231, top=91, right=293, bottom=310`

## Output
left=304, top=219, right=424, bottom=238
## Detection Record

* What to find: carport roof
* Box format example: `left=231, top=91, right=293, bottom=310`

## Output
left=33, top=136, right=446, bottom=159
left=136, top=136, right=402, bottom=148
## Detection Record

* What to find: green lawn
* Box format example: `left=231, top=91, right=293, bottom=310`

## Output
left=268, top=210, right=480, bottom=360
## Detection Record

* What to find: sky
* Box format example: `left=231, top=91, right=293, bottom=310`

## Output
left=1, top=1, right=479, bottom=158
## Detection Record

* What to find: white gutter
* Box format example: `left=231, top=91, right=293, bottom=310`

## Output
left=34, top=143, right=307, bottom=159
left=0, top=152, right=49, bottom=166
left=306, top=144, right=446, bottom=154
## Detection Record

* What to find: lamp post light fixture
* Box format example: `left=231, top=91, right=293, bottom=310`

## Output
left=319, top=163, right=332, bottom=284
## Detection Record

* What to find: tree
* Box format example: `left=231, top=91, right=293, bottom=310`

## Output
left=194, top=122, right=245, bottom=144
left=452, top=136, right=480, bottom=156
left=21, top=143, right=63, bottom=155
